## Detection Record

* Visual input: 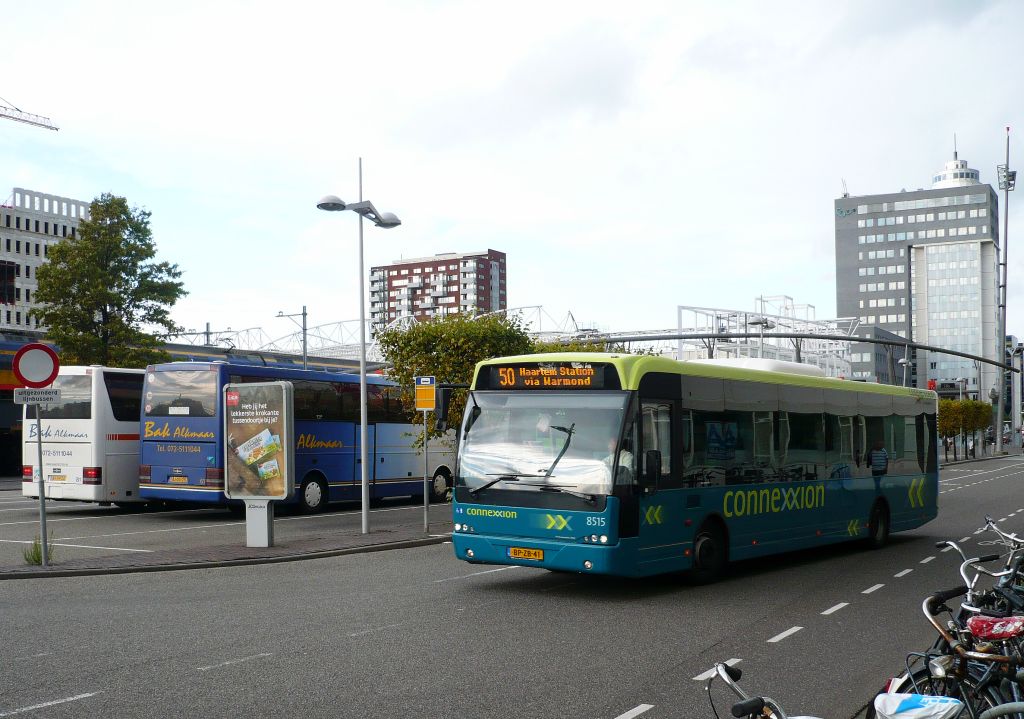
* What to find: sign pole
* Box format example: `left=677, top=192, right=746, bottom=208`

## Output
left=13, top=343, right=61, bottom=567
left=423, top=409, right=429, bottom=534
left=35, top=408, right=47, bottom=567
left=414, top=376, right=436, bottom=535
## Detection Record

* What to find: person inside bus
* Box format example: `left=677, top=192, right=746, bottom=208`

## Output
left=604, top=437, right=635, bottom=487
left=867, top=439, right=888, bottom=479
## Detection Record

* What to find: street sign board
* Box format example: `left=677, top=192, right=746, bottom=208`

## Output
left=13, top=343, right=60, bottom=388
left=414, top=376, right=436, bottom=411
left=14, top=388, right=61, bottom=405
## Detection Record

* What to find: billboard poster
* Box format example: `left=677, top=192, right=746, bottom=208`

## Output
left=224, top=381, right=294, bottom=501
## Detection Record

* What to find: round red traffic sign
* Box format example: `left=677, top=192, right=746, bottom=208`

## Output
left=13, top=343, right=60, bottom=388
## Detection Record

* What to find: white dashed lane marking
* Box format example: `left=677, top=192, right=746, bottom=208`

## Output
left=612, top=704, right=655, bottom=719
left=921, top=556, right=936, bottom=564
left=895, top=569, right=913, bottom=578
left=767, top=626, right=803, bottom=643
left=821, top=602, right=848, bottom=615
left=863, top=584, right=885, bottom=594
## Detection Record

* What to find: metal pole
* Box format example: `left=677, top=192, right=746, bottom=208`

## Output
left=358, top=158, right=370, bottom=534
left=423, top=409, right=429, bottom=534
left=996, top=127, right=1012, bottom=454
left=301, top=305, right=307, bottom=370
left=35, top=409, right=48, bottom=567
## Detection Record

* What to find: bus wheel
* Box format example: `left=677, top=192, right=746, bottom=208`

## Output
left=300, top=477, right=328, bottom=513
left=866, top=501, right=890, bottom=549
left=691, top=521, right=727, bottom=584
left=429, top=470, right=451, bottom=503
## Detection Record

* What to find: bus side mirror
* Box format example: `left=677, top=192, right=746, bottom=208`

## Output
left=641, top=449, right=661, bottom=495
left=435, top=387, right=452, bottom=433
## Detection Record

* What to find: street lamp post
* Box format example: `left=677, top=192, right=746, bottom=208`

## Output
left=318, top=158, right=401, bottom=535
left=898, top=358, right=910, bottom=387
left=276, top=306, right=308, bottom=369
left=746, top=317, right=776, bottom=359
left=996, top=126, right=1016, bottom=454
left=955, top=377, right=966, bottom=458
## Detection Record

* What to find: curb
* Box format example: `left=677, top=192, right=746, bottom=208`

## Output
left=0, top=534, right=450, bottom=581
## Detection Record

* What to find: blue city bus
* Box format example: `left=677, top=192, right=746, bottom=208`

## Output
left=451, top=353, right=938, bottom=579
left=139, top=362, right=454, bottom=511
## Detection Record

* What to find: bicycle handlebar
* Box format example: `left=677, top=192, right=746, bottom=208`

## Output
left=731, top=698, right=765, bottom=718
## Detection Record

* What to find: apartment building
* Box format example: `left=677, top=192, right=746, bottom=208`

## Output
left=369, top=249, right=507, bottom=330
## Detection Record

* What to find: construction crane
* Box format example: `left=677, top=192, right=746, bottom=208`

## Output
left=0, top=95, right=58, bottom=131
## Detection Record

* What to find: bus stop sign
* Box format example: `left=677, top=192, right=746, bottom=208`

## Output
left=13, top=343, right=59, bottom=388
left=414, top=376, right=436, bottom=411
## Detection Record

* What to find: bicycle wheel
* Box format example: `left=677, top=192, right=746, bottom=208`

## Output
left=868, top=666, right=1008, bottom=719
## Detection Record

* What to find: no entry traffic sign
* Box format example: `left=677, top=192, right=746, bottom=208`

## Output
left=13, top=343, right=60, bottom=388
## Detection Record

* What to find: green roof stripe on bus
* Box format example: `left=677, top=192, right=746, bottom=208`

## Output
left=473, top=353, right=936, bottom=401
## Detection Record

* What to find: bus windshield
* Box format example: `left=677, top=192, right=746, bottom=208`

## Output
left=456, top=391, right=631, bottom=498
left=145, top=370, right=218, bottom=418
left=26, top=374, right=92, bottom=420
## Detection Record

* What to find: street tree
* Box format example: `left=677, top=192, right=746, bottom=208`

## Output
left=376, top=312, right=534, bottom=441
left=31, top=193, right=185, bottom=367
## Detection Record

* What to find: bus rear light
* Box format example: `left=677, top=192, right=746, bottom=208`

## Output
left=83, top=467, right=102, bottom=485
left=22, top=465, right=33, bottom=481
left=139, top=464, right=151, bottom=481
left=203, top=468, right=224, bottom=487
left=684, top=548, right=692, bottom=557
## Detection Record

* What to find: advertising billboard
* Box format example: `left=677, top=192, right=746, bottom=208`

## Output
left=224, top=381, right=294, bottom=501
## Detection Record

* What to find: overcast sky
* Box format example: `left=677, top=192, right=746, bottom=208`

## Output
left=3, top=0, right=1022, bottom=346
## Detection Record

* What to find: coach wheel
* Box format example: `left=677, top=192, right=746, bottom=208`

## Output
left=867, top=501, right=890, bottom=549
left=430, top=470, right=451, bottom=503
left=691, top=521, right=727, bottom=584
left=300, top=477, right=328, bottom=513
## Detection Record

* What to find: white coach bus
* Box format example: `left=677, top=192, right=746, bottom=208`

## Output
left=22, top=366, right=145, bottom=505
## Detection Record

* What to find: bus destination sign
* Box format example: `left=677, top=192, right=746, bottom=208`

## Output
left=486, top=363, right=618, bottom=390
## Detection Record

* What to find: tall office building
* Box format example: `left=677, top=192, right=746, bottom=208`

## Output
left=834, top=154, right=1000, bottom=397
left=369, top=249, right=507, bottom=330
left=0, top=188, right=89, bottom=335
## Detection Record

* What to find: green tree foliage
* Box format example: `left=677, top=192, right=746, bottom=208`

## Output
left=376, top=313, right=534, bottom=440
left=937, top=398, right=960, bottom=439
left=31, top=193, right=185, bottom=367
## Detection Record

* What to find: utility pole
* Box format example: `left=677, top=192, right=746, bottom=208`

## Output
left=996, top=126, right=1016, bottom=453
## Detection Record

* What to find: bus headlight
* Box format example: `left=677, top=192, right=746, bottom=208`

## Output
left=600, top=535, right=608, bottom=544
left=454, top=523, right=463, bottom=531
left=466, top=549, right=475, bottom=559
left=583, top=560, right=593, bottom=570
left=590, top=535, right=599, bottom=543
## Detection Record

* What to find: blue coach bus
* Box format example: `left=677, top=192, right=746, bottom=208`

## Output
left=452, top=353, right=938, bottom=579
left=138, top=362, right=454, bottom=511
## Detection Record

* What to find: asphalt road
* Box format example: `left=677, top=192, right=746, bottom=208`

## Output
left=3, top=456, right=1024, bottom=719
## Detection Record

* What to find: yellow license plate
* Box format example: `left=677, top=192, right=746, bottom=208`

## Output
left=508, top=547, right=544, bottom=561
left=168, top=476, right=189, bottom=483
left=49, top=474, right=66, bottom=482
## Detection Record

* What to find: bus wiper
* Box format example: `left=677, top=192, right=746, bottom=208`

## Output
left=469, top=474, right=520, bottom=497
left=521, top=483, right=596, bottom=504
left=543, top=423, right=575, bottom=481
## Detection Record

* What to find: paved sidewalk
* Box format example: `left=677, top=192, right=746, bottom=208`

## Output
left=0, top=515, right=454, bottom=580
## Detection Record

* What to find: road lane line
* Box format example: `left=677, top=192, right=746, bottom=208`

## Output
left=975, top=529, right=986, bottom=535
left=921, top=556, right=935, bottom=564
left=941, top=546, right=953, bottom=552
left=821, top=602, right=848, bottom=615
left=0, top=692, right=101, bottom=717
left=960, top=536, right=971, bottom=542
left=434, top=566, right=520, bottom=583
left=197, top=653, right=271, bottom=671
left=692, top=659, right=741, bottom=681
left=0, top=539, right=152, bottom=553
left=895, top=569, right=913, bottom=578
left=767, top=626, right=802, bottom=643
left=613, top=705, right=655, bottom=719
left=863, top=584, right=884, bottom=594
left=0, top=507, right=224, bottom=527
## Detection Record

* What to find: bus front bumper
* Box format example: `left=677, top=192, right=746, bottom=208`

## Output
left=451, top=534, right=626, bottom=575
